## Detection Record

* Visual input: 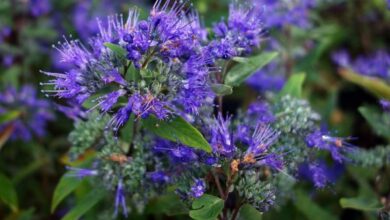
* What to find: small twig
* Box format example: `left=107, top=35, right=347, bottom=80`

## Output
left=127, top=119, right=139, bottom=156
left=231, top=202, right=244, bottom=220
left=213, top=169, right=226, bottom=200
left=218, top=96, right=223, bottom=114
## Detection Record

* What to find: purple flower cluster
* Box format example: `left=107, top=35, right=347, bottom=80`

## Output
left=0, top=85, right=54, bottom=141
left=207, top=3, right=265, bottom=60
left=42, top=2, right=212, bottom=131
left=332, top=50, right=390, bottom=82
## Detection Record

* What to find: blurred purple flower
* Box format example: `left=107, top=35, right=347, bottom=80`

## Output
left=299, top=160, right=344, bottom=188
left=332, top=50, right=390, bottom=82
left=260, top=0, right=316, bottom=29
left=0, top=85, right=54, bottom=141
left=29, top=0, right=51, bottom=17
left=149, top=171, right=170, bottom=184
left=246, top=62, right=285, bottom=93
left=380, top=99, right=390, bottom=112
left=306, top=129, right=355, bottom=163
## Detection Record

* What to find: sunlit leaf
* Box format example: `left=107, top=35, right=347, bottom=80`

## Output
left=144, top=115, right=212, bottom=153
left=339, top=68, right=390, bottom=100
left=225, top=52, right=278, bottom=86
left=340, top=197, right=383, bottom=212
left=104, top=42, right=127, bottom=58
left=211, top=83, right=233, bottom=96
left=0, top=111, right=20, bottom=124
left=278, top=73, right=306, bottom=98
left=0, top=124, right=15, bottom=150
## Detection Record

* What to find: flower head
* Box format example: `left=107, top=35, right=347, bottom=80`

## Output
left=306, top=130, right=355, bottom=163
left=243, top=124, right=282, bottom=170
left=210, top=114, right=236, bottom=157
left=206, top=1, right=266, bottom=61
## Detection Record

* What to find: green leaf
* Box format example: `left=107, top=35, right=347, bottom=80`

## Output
left=232, top=57, right=248, bottom=63
left=104, top=42, right=127, bottom=58
left=189, top=194, right=224, bottom=220
left=0, top=111, right=20, bottom=124
left=278, top=73, right=306, bottom=98
left=339, top=166, right=384, bottom=212
left=339, top=68, right=390, bottom=100
left=211, top=83, right=233, bottom=96
left=51, top=173, right=83, bottom=213
left=340, top=197, right=383, bottom=212
left=294, top=190, right=337, bottom=220
left=225, top=52, right=278, bottom=86
left=146, top=193, right=188, bottom=216
left=0, top=172, right=18, bottom=212
left=359, top=106, right=390, bottom=139
left=238, top=204, right=263, bottom=220
left=143, top=115, right=212, bottom=153
left=61, top=188, right=106, bottom=220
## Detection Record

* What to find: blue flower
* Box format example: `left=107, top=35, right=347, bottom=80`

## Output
left=306, top=130, right=355, bottom=163
left=190, top=179, right=206, bottom=198
left=242, top=124, right=283, bottom=170
left=210, top=114, right=236, bottom=157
